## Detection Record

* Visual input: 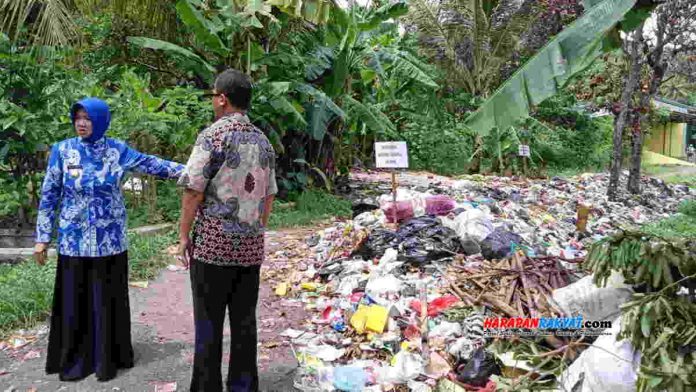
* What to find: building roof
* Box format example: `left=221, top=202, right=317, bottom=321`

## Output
left=654, top=97, right=696, bottom=124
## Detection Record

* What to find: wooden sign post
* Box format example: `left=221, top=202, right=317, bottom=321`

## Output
left=518, top=144, right=531, bottom=177
left=375, top=142, right=409, bottom=228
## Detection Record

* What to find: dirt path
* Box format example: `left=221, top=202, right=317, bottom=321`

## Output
left=0, top=227, right=322, bottom=392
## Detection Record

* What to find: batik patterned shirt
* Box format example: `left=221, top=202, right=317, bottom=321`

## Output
left=178, top=113, right=278, bottom=266
left=36, top=137, right=184, bottom=257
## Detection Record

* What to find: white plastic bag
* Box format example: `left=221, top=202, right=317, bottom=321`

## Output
left=551, top=272, right=633, bottom=321
left=442, top=209, right=494, bottom=243
left=558, top=316, right=640, bottom=392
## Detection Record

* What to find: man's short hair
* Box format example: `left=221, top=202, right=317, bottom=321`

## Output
left=214, top=69, right=252, bottom=110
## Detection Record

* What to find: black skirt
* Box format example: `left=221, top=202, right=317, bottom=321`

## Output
left=45, top=251, right=134, bottom=382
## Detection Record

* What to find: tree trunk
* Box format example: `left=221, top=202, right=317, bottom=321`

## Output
left=627, top=115, right=643, bottom=193
left=628, top=14, right=668, bottom=194
left=607, top=26, right=644, bottom=201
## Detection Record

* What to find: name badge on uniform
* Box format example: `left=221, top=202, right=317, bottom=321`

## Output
left=67, top=165, right=83, bottom=178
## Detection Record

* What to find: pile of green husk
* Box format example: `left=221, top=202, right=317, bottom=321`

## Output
left=585, top=231, right=696, bottom=391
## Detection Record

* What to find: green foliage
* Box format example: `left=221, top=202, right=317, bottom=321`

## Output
left=0, top=259, right=56, bottom=337
left=584, top=231, right=694, bottom=289
left=642, top=200, right=696, bottom=239
left=405, top=0, right=543, bottom=96
left=641, top=215, right=696, bottom=239
left=127, top=231, right=177, bottom=281
left=464, top=0, right=638, bottom=136
left=268, top=190, right=352, bottom=229
left=529, top=95, right=614, bottom=171
left=678, top=199, right=696, bottom=218
left=584, top=227, right=696, bottom=390
left=619, top=292, right=696, bottom=391
left=399, top=119, right=473, bottom=176
left=106, top=69, right=211, bottom=162
left=125, top=180, right=182, bottom=228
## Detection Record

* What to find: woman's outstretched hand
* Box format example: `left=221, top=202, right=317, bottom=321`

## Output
left=34, top=243, right=48, bottom=266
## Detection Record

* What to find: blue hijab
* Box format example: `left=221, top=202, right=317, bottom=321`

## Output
left=70, top=98, right=111, bottom=143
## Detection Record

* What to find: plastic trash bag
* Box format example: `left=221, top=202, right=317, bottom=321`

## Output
left=382, top=201, right=415, bottom=223
left=359, top=229, right=400, bottom=259
left=442, top=209, right=494, bottom=243
left=397, top=216, right=461, bottom=264
left=551, top=272, right=633, bottom=321
left=333, top=366, right=368, bottom=392
left=559, top=317, right=640, bottom=392
left=480, top=227, right=522, bottom=260
left=455, top=348, right=502, bottom=387
left=426, top=195, right=456, bottom=216
left=378, top=351, right=425, bottom=384
left=359, top=216, right=461, bottom=263
left=448, top=337, right=478, bottom=362
left=378, top=188, right=428, bottom=216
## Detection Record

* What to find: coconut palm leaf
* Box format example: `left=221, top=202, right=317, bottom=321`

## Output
left=0, top=0, right=77, bottom=46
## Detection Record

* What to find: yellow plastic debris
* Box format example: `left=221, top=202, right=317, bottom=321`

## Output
left=350, top=304, right=388, bottom=334
left=275, top=282, right=289, bottom=296
left=300, top=282, right=321, bottom=291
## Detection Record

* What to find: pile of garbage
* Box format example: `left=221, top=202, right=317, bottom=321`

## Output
left=278, top=171, right=694, bottom=391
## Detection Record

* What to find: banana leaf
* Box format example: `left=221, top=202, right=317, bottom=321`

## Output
left=176, top=0, right=229, bottom=57
left=127, top=37, right=216, bottom=79
left=464, top=0, right=638, bottom=136
left=343, top=95, right=396, bottom=135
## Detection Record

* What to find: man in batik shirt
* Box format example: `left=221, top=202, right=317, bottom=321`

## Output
left=178, top=69, right=277, bottom=392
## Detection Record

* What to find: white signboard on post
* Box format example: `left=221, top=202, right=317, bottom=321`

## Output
left=375, top=142, right=409, bottom=169
left=518, top=144, right=531, bottom=157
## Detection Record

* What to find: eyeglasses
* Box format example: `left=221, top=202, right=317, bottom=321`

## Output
left=201, top=92, right=225, bottom=99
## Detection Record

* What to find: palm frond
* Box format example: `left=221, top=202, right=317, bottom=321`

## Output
left=0, top=0, right=78, bottom=46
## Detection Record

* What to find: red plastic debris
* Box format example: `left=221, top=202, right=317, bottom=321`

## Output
left=410, top=294, right=461, bottom=317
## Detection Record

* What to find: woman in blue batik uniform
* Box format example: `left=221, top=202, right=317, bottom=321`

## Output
left=33, top=98, right=185, bottom=382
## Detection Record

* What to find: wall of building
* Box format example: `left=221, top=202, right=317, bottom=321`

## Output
left=646, top=122, right=687, bottom=159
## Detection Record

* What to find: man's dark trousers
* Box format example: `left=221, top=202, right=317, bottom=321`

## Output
left=189, top=261, right=260, bottom=392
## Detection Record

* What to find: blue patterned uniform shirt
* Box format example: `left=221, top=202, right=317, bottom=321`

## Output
left=36, top=137, right=184, bottom=257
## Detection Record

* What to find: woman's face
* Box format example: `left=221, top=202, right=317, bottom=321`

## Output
left=74, top=109, right=93, bottom=139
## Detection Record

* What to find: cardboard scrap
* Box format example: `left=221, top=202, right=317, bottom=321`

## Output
left=129, top=281, right=149, bottom=289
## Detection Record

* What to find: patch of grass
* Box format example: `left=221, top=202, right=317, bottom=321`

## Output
left=128, top=231, right=178, bottom=281
left=0, top=232, right=177, bottom=338
left=268, top=190, right=352, bottom=229
left=642, top=200, right=696, bottom=239
left=125, top=180, right=182, bottom=228
left=0, top=259, right=56, bottom=338
left=679, top=199, right=696, bottom=218
left=643, top=165, right=696, bottom=188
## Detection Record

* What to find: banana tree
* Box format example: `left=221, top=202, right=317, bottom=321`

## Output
left=295, top=3, right=442, bottom=174
left=128, top=0, right=333, bottom=82
left=463, top=0, right=657, bottom=136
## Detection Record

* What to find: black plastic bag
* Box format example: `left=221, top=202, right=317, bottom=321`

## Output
left=397, top=216, right=461, bottom=264
left=480, top=227, right=522, bottom=260
left=358, top=228, right=399, bottom=259
left=455, top=348, right=502, bottom=387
